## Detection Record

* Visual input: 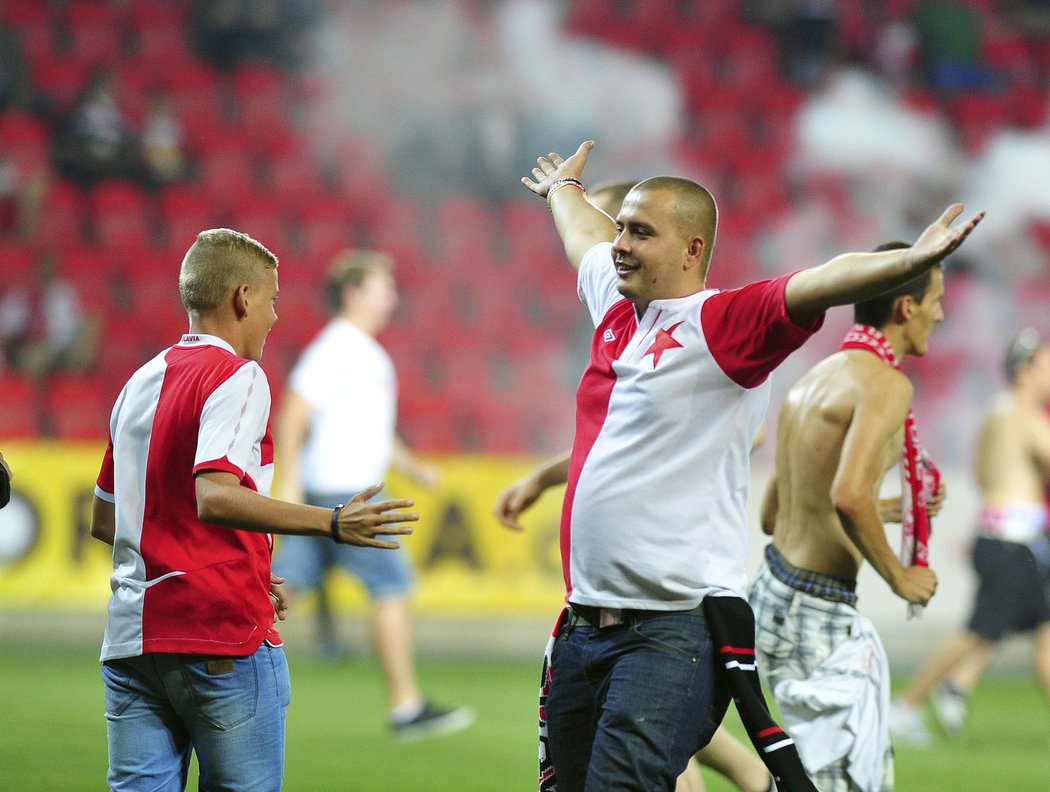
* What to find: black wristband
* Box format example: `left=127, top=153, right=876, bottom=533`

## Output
left=330, top=504, right=344, bottom=543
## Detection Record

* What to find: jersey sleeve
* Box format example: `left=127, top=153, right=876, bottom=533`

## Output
left=94, top=438, right=116, bottom=502
left=194, top=362, right=272, bottom=480
left=702, top=272, right=825, bottom=388
left=577, top=242, right=623, bottom=327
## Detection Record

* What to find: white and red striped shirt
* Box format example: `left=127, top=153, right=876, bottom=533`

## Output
left=563, top=243, right=823, bottom=608
left=95, top=334, right=280, bottom=661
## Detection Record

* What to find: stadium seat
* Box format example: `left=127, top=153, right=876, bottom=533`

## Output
left=87, top=180, right=155, bottom=250
left=948, top=92, right=1010, bottom=154
left=38, top=180, right=87, bottom=245
left=29, top=59, right=89, bottom=114
left=0, top=109, right=50, bottom=175
left=229, top=63, right=290, bottom=133
left=156, top=182, right=223, bottom=254
left=0, top=241, right=34, bottom=286
left=127, top=0, right=190, bottom=66
left=227, top=192, right=292, bottom=252
left=65, top=1, right=126, bottom=66
left=44, top=373, right=117, bottom=441
left=434, top=195, right=496, bottom=259
left=0, top=372, right=41, bottom=438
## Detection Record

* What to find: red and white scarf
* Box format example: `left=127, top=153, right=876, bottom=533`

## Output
left=840, top=324, right=941, bottom=617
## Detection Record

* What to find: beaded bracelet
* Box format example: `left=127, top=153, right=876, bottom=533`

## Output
left=546, top=177, right=586, bottom=211
left=330, top=504, right=344, bottom=542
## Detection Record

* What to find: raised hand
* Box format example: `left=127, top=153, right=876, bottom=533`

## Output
left=520, top=140, right=595, bottom=199
left=907, top=204, right=985, bottom=268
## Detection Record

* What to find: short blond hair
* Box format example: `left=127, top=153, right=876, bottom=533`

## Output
left=179, top=229, right=278, bottom=316
left=325, top=249, right=393, bottom=311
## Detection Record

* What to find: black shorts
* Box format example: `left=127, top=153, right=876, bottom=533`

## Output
left=966, top=536, right=1050, bottom=641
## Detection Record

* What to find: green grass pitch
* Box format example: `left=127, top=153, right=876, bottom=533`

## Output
left=1, top=646, right=1046, bottom=790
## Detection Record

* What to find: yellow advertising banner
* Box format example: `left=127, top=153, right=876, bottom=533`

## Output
left=0, top=442, right=568, bottom=616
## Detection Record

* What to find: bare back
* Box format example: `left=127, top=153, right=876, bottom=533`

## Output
left=770, top=350, right=910, bottom=581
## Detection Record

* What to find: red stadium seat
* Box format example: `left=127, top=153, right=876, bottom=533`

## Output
left=65, top=1, right=126, bottom=66
left=156, top=183, right=223, bottom=254
left=229, top=64, right=290, bottom=133
left=35, top=180, right=86, bottom=245
left=87, top=180, right=156, bottom=250
left=29, top=59, right=90, bottom=114
left=0, top=372, right=41, bottom=438
left=44, top=373, right=117, bottom=441
left=0, top=241, right=34, bottom=286
left=0, top=109, right=50, bottom=175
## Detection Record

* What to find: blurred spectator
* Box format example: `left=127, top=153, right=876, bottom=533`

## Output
left=0, top=140, right=47, bottom=237
left=1001, top=0, right=1050, bottom=36
left=189, top=0, right=323, bottom=72
left=55, top=67, right=137, bottom=186
left=0, top=252, right=99, bottom=378
left=0, top=4, right=31, bottom=112
left=139, top=90, right=188, bottom=187
left=908, top=0, right=998, bottom=94
left=747, top=0, right=840, bottom=89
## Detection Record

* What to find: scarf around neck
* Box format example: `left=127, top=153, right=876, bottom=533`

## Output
left=840, top=324, right=941, bottom=617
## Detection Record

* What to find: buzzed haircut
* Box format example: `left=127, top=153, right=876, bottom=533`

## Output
left=853, top=241, right=939, bottom=328
left=588, top=179, right=637, bottom=217
left=325, top=249, right=393, bottom=312
left=632, top=176, right=718, bottom=272
left=179, top=229, right=278, bottom=317
left=1005, top=327, right=1043, bottom=383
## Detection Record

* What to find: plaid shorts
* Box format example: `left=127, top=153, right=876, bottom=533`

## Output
left=750, top=548, right=893, bottom=792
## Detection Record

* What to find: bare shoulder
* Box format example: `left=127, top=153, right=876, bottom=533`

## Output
left=834, top=350, right=912, bottom=403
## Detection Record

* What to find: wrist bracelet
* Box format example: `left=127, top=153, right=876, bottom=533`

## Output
left=330, top=504, right=344, bottom=543
left=546, top=177, right=586, bottom=211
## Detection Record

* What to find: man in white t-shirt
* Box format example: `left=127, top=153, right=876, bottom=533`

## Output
left=274, top=249, right=473, bottom=740
left=90, top=229, right=418, bottom=790
left=519, top=140, right=983, bottom=792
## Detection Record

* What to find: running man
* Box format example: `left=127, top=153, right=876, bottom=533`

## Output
left=750, top=241, right=951, bottom=791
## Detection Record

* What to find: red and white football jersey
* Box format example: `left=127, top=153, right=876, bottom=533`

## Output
left=563, top=243, right=823, bottom=608
left=96, top=334, right=279, bottom=660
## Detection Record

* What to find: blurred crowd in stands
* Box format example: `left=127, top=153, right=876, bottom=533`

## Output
left=0, top=0, right=1048, bottom=466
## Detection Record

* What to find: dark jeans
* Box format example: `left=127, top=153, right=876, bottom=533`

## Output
left=546, top=608, right=726, bottom=792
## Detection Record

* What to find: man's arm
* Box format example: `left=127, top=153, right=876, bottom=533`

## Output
left=831, top=371, right=938, bottom=605
left=520, top=140, right=617, bottom=270
left=494, top=450, right=571, bottom=531
left=785, top=204, right=984, bottom=325
left=759, top=474, right=778, bottom=536
left=391, top=435, right=440, bottom=488
left=195, top=473, right=417, bottom=549
left=91, top=496, right=116, bottom=546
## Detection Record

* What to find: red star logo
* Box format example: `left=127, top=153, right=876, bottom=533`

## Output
left=644, top=321, right=684, bottom=367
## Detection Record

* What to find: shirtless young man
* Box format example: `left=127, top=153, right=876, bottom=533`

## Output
left=750, top=241, right=948, bottom=792
left=891, top=328, right=1050, bottom=744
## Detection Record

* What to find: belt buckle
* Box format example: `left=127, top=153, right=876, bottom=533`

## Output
left=599, top=608, right=623, bottom=628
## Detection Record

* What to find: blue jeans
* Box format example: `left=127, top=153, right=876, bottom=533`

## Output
left=103, top=643, right=291, bottom=792
left=546, top=609, right=726, bottom=792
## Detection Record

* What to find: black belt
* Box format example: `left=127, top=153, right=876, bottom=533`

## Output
left=566, top=602, right=705, bottom=629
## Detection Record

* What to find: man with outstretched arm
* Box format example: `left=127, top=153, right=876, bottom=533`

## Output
left=90, top=228, right=418, bottom=792
left=519, top=139, right=982, bottom=792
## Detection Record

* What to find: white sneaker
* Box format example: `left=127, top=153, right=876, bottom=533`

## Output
left=890, top=700, right=931, bottom=748
left=930, top=682, right=968, bottom=737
